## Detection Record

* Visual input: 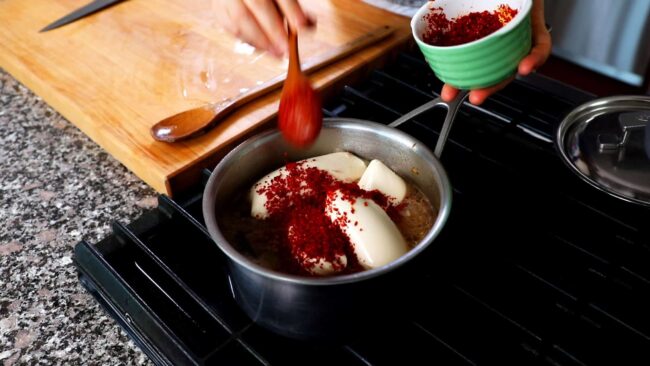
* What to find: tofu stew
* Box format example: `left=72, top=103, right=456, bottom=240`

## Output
left=218, top=152, right=437, bottom=277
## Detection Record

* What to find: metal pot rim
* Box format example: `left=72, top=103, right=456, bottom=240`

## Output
left=202, top=118, right=453, bottom=286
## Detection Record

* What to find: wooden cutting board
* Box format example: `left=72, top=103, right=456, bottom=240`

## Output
left=0, top=0, right=411, bottom=195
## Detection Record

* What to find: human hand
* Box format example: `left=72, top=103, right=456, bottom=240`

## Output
left=441, top=0, right=551, bottom=105
left=215, top=0, right=315, bottom=58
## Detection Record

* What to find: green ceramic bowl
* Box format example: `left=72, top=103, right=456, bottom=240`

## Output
left=411, top=0, right=532, bottom=89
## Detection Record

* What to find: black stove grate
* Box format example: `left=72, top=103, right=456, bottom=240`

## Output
left=75, top=50, right=650, bottom=365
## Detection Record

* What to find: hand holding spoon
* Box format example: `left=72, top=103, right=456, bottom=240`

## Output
left=278, top=26, right=321, bottom=147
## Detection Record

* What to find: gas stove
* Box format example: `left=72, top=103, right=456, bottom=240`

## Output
left=75, top=50, right=650, bottom=365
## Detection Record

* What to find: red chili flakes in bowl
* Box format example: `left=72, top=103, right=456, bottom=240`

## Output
left=423, top=4, right=518, bottom=46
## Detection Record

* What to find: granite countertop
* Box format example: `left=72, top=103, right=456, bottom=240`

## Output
left=0, top=69, right=154, bottom=365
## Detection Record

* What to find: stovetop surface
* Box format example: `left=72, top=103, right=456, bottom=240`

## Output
left=75, top=50, right=650, bottom=366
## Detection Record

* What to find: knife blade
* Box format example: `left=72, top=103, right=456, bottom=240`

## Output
left=40, top=0, right=125, bottom=32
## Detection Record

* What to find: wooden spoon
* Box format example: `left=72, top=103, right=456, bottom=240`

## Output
left=278, top=27, right=321, bottom=147
left=150, top=25, right=394, bottom=142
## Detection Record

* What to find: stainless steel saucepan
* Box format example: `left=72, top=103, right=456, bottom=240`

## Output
left=202, top=92, right=468, bottom=340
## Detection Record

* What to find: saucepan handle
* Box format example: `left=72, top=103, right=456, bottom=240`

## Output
left=389, top=90, right=470, bottom=158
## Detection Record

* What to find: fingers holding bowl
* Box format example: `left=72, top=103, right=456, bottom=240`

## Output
left=441, top=75, right=515, bottom=106
left=413, top=0, right=536, bottom=105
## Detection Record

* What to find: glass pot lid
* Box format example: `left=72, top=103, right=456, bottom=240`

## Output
left=556, top=95, right=650, bottom=206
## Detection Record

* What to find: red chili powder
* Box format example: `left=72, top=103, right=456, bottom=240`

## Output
left=254, top=161, right=403, bottom=276
left=423, top=4, right=518, bottom=46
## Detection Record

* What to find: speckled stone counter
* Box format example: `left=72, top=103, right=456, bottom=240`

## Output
left=0, top=69, right=155, bottom=365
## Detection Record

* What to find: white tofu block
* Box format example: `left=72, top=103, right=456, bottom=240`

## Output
left=287, top=225, right=348, bottom=275
left=250, top=152, right=366, bottom=218
left=326, top=190, right=408, bottom=269
left=358, top=159, right=407, bottom=204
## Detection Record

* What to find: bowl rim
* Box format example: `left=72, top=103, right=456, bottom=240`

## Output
left=202, top=119, right=453, bottom=286
left=411, top=0, right=533, bottom=50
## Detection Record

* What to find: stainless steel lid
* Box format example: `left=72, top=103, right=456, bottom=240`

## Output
left=556, top=95, right=650, bottom=206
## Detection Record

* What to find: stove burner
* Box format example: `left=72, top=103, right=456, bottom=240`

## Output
left=75, top=51, right=650, bottom=365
